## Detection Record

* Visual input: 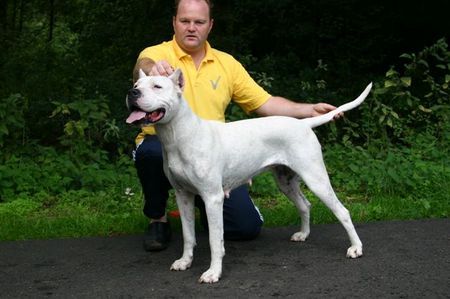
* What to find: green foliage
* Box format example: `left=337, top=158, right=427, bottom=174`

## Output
left=0, top=94, right=27, bottom=148
left=50, top=95, right=120, bottom=147
left=324, top=136, right=449, bottom=198
left=348, top=38, right=450, bottom=145
left=0, top=146, right=139, bottom=202
left=250, top=172, right=279, bottom=198
left=0, top=1, right=449, bottom=240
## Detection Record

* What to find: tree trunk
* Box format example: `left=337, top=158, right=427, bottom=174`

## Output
left=0, top=0, right=7, bottom=31
left=18, top=0, right=24, bottom=33
left=48, top=0, right=55, bottom=42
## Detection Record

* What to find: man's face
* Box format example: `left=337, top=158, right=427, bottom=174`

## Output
left=173, top=0, right=213, bottom=55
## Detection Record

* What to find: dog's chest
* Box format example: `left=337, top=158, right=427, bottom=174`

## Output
left=165, top=153, right=213, bottom=191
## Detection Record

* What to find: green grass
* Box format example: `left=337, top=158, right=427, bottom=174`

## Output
left=0, top=191, right=147, bottom=240
left=1, top=138, right=448, bottom=241
left=1, top=187, right=448, bottom=241
left=255, top=193, right=449, bottom=227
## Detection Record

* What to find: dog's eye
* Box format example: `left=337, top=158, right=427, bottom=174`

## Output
left=153, top=84, right=162, bottom=89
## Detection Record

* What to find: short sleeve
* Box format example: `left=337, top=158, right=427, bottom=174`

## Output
left=137, top=42, right=175, bottom=64
left=231, top=60, right=271, bottom=113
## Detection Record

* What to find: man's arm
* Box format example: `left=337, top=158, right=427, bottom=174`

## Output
left=133, top=58, right=155, bottom=83
left=133, top=58, right=174, bottom=82
left=253, top=96, right=341, bottom=119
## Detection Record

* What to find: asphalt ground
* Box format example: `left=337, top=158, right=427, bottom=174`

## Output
left=0, top=219, right=449, bottom=298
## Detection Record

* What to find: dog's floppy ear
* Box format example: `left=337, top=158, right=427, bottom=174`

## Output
left=138, top=69, right=147, bottom=79
left=169, top=68, right=185, bottom=91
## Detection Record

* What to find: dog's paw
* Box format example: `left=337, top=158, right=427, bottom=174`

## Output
left=290, top=231, right=309, bottom=242
left=346, top=245, right=363, bottom=258
left=170, top=258, right=192, bottom=271
left=198, top=268, right=221, bottom=284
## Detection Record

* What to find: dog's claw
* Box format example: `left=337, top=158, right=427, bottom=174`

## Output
left=346, top=245, right=363, bottom=258
left=290, top=231, right=309, bottom=242
left=198, top=268, right=221, bottom=284
left=170, top=258, right=192, bottom=271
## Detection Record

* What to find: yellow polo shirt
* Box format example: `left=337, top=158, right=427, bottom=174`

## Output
left=134, top=37, right=271, bottom=145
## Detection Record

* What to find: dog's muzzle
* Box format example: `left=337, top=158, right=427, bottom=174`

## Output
left=126, top=88, right=166, bottom=125
left=127, top=88, right=141, bottom=108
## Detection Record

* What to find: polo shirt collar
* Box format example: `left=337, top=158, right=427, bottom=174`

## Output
left=172, top=35, right=214, bottom=62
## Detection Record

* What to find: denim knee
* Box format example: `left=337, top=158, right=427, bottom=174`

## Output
left=134, top=136, right=171, bottom=219
left=223, top=185, right=263, bottom=240
left=224, top=217, right=262, bottom=241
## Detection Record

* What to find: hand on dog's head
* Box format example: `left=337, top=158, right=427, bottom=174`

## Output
left=138, top=68, right=185, bottom=91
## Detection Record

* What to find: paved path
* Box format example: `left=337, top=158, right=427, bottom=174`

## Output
left=0, top=219, right=449, bottom=298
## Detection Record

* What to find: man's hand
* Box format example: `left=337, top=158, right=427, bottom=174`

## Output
left=312, top=103, right=343, bottom=119
left=133, top=58, right=174, bottom=82
left=150, top=60, right=174, bottom=76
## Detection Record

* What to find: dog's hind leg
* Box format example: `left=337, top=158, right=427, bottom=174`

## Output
left=292, top=154, right=363, bottom=258
left=171, top=190, right=196, bottom=271
left=272, top=166, right=311, bottom=242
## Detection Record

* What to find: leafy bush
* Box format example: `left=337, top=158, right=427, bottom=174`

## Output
left=50, top=93, right=128, bottom=151
left=0, top=94, right=27, bottom=149
left=324, top=134, right=449, bottom=198
left=229, top=40, right=450, bottom=204
left=343, top=38, right=450, bottom=146
left=0, top=145, right=139, bottom=202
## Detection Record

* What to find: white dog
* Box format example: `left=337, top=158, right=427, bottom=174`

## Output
left=126, top=69, right=372, bottom=283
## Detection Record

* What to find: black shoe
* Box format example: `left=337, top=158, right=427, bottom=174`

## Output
left=143, top=221, right=171, bottom=252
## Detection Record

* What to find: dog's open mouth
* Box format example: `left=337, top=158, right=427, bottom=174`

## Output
left=126, top=108, right=166, bottom=124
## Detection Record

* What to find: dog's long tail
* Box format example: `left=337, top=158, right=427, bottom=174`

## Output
left=302, top=82, right=372, bottom=129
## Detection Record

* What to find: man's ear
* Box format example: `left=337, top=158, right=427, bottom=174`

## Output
left=138, top=69, right=147, bottom=79
left=169, top=68, right=185, bottom=91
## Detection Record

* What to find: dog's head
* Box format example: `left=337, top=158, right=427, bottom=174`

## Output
left=126, top=69, right=185, bottom=125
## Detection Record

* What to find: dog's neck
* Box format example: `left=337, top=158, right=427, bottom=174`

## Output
left=155, top=95, right=203, bottom=149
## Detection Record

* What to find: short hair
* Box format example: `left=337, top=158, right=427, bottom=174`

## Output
left=174, top=0, right=214, bottom=19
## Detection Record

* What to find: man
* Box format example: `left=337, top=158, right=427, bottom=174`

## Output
left=133, top=0, right=339, bottom=251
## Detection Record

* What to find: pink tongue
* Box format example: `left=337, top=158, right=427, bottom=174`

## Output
left=126, top=111, right=146, bottom=124
left=149, top=110, right=162, bottom=122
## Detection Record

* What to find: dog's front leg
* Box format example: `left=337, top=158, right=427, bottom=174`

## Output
left=198, top=193, right=225, bottom=283
left=171, top=190, right=196, bottom=271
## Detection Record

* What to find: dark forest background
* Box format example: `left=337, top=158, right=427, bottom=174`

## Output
left=1, top=0, right=449, bottom=147
left=0, top=0, right=449, bottom=225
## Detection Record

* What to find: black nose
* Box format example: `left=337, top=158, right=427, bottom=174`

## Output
left=127, top=88, right=141, bottom=100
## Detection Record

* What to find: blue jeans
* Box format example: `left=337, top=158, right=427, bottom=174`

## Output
left=134, top=135, right=263, bottom=240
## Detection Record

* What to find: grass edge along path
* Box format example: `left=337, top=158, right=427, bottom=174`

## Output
left=1, top=192, right=448, bottom=241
